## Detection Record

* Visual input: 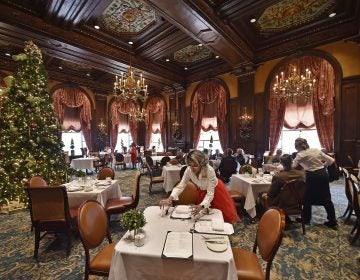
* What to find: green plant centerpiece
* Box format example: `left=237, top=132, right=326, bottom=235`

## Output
left=121, top=209, right=147, bottom=240
left=242, top=165, right=253, bottom=174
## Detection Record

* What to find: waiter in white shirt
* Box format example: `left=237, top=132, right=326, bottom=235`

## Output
left=292, top=138, right=338, bottom=229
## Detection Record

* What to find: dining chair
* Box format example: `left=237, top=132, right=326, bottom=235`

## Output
left=342, top=168, right=355, bottom=223
left=25, top=185, right=78, bottom=259
left=105, top=171, right=141, bottom=221
left=145, top=162, right=164, bottom=193
left=78, top=200, right=115, bottom=280
left=232, top=207, right=285, bottom=280
left=114, top=153, right=126, bottom=170
left=349, top=177, right=360, bottom=245
left=278, top=179, right=306, bottom=234
left=98, top=167, right=115, bottom=180
left=29, top=176, right=48, bottom=187
left=173, top=180, right=198, bottom=205
left=160, top=156, right=171, bottom=167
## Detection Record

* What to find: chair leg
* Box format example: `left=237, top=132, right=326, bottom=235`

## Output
left=34, top=228, right=40, bottom=259
left=149, top=182, right=152, bottom=193
left=345, top=206, right=353, bottom=223
left=66, top=229, right=72, bottom=257
left=342, top=204, right=350, bottom=218
left=301, top=211, right=306, bottom=235
left=350, top=225, right=360, bottom=245
left=351, top=224, right=357, bottom=234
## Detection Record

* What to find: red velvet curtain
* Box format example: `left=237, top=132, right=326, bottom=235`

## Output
left=191, top=80, right=227, bottom=150
left=269, top=56, right=335, bottom=154
left=53, top=87, right=92, bottom=150
left=145, top=96, right=166, bottom=149
left=110, top=100, right=138, bottom=149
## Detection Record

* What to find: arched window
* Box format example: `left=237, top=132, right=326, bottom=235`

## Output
left=269, top=56, right=335, bottom=154
left=145, top=96, right=166, bottom=150
left=191, top=79, right=228, bottom=151
left=52, top=86, right=93, bottom=154
left=110, top=99, right=137, bottom=151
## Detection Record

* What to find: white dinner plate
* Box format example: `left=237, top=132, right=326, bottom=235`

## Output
left=206, top=241, right=228, bottom=252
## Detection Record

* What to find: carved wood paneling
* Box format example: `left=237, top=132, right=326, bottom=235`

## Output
left=339, top=76, right=360, bottom=164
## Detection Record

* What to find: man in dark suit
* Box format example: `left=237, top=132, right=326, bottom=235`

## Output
left=265, top=154, right=305, bottom=207
left=218, top=148, right=237, bottom=183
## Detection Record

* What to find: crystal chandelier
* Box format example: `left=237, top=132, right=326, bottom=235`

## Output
left=113, top=65, right=149, bottom=102
left=273, top=65, right=316, bottom=102
left=129, top=107, right=147, bottom=122
left=239, top=107, right=252, bottom=139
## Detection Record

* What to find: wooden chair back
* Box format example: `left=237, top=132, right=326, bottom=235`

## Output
left=278, top=179, right=306, bottom=214
left=78, top=200, right=113, bottom=279
left=173, top=181, right=198, bottom=205
left=169, top=158, right=178, bottom=165
left=255, top=207, right=285, bottom=278
left=98, top=167, right=115, bottom=180
left=29, top=176, right=48, bottom=187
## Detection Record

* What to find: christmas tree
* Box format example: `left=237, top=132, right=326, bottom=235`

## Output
left=0, top=41, right=74, bottom=205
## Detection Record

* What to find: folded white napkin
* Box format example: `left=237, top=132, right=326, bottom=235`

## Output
left=175, top=205, right=191, bottom=214
left=211, top=218, right=224, bottom=231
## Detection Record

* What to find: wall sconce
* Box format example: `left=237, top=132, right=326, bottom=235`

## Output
left=97, top=118, right=107, bottom=134
left=239, top=106, right=252, bottom=139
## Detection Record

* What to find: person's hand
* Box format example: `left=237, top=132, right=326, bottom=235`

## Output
left=191, top=204, right=202, bottom=216
left=159, top=197, right=173, bottom=208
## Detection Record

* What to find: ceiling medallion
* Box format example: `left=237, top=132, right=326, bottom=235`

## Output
left=257, top=0, right=335, bottom=32
left=101, top=0, right=157, bottom=35
left=174, top=44, right=211, bottom=64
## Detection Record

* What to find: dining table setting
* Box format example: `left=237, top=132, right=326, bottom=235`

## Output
left=62, top=177, right=122, bottom=208
left=109, top=205, right=237, bottom=280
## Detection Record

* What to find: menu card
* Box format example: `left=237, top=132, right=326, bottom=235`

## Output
left=162, top=231, right=193, bottom=259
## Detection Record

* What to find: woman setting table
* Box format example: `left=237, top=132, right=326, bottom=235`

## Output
left=160, top=149, right=240, bottom=223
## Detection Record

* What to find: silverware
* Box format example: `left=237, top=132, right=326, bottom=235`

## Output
left=205, top=240, right=227, bottom=244
left=201, top=235, right=225, bottom=240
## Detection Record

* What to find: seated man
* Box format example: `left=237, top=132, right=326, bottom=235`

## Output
left=218, top=148, right=237, bottom=183
left=234, top=148, right=246, bottom=166
left=210, top=149, right=223, bottom=160
left=269, top=148, right=282, bottom=164
left=262, top=154, right=305, bottom=209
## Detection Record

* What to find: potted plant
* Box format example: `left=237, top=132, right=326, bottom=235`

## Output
left=121, top=209, right=147, bottom=240
left=70, top=138, right=75, bottom=156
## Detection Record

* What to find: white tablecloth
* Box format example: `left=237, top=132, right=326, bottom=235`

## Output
left=161, top=165, right=185, bottom=192
left=66, top=180, right=122, bottom=208
left=145, top=155, right=175, bottom=164
left=229, top=174, right=272, bottom=218
left=70, top=157, right=99, bottom=170
left=109, top=206, right=237, bottom=280
left=262, top=163, right=283, bottom=172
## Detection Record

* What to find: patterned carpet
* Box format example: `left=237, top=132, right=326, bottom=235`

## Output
left=0, top=169, right=359, bottom=279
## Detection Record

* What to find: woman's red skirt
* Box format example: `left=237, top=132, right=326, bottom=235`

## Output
left=196, top=179, right=240, bottom=223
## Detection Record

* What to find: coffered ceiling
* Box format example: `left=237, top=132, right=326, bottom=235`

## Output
left=0, top=0, right=359, bottom=96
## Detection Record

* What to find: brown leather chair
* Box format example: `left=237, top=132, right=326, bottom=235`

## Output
left=173, top=181, right=198, bottom=205
left=114, top=153, right=126, bottom=170
left=160, top=156, right=171, bottom=166
left=78, top=200, right=115, bottom=280
left=145, top=162, right=164, bottom=193
left=232, top=207, right=285, bottom=280
left=29, top=176, right=48, bottom=187
left=342, top=168, right=355, bottom=222
left=25, top=185, right=77, bottom=259
left=278, top=179, right=306, bottom=234
left=349, top=176, right=360, bottom=244
left=98, top=167, right=115, bottom=180
left=169, top=158, right=178, bottom=165
left=105, top=171, right=141, bottom=220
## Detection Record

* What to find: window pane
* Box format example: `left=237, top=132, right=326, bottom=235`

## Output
left=62, top=131, right=86, bottom=155
left=275, top=128, right=321, bottom=154
left=151, top=133, right=163, bottom=152
left=197, top=129, right=222, bottom=153
left=115, top=132, right=133, bottom=152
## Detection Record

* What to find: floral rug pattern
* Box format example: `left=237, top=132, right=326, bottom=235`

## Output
left=0, top=170, right=359, bottom=279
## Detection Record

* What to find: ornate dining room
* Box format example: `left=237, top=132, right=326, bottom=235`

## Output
left=0, top=0, right=359, bottom=279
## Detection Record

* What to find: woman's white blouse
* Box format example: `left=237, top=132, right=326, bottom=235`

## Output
left=293, top=148, right=334, bottom=171
left=170, top=164, right=218, bottom=209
